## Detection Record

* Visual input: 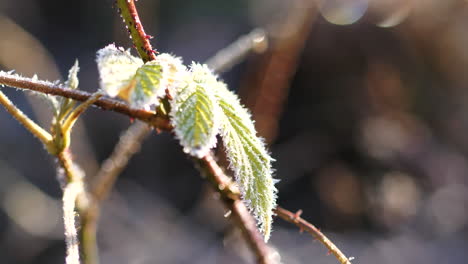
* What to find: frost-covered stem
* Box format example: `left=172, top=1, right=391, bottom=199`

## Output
left=116, top=0, right=156, bottom=62
left=198, top=154, right=277, bottom=264
left=78, top=122, right=151, bottom=264
left=0, top=90, right=52, bottom=144
left=57, top=151, right=77, bottom=183
left=274, top=207, right=352, bottom=264
left=0, top=74, right=171, bottom=130
left=57, top=151, right=86, bottom=264
left=63, top=181, right=84, bottom=264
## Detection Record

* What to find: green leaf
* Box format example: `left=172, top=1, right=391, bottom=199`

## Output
left=58, top=60, right=81, bottom=119
left=130, top=54, right=186, bottom=108
left=129, top=61, right=163, bottom=108
left=170, top=63, right=220, bottom=158
left=96, top=44, right=143, bottom=98
left=215, top=82, right=277, bottom=241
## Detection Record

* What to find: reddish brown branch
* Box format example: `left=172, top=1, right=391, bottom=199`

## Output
left=0, top=74, right=171, bottom=130
left=274, top=207, right=352, bottom=264
left=116, top=0, right=157, bottom=62
left=198, top=154, right=277, bottom=264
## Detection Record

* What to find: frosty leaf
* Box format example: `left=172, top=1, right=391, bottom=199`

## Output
left=215, top=82, right=277, bottom=241
left=65, top=60, right=80, bottom=90
left=154, top=53, right=187, bottom=96
left=96, top=44, right=143, bottom=98
left=170, top=63, right=220, bottom=158
left=58, top=60, right=82, bottom=118
left=129, top=61, right=163, bottom=108
left=97, top=45, right=186, bottom=109
left=129, top=54, right=186, bottom=108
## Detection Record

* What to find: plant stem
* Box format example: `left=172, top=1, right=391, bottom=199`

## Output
left=91, top=121, right=151, bottom=203
left=57, top=150, right=88, bottom=264
left=197, top=154, right=277, bottom=264
left=205, top=28, right=268, bottom=74
left=0, top=90, right=52, bottom=144
left=0, top=74, right=171, bottom=130
left=63, top=180, right=84, bottom=264
left=80, top=203, right=99, bottom=264
left=274, top=207, right=353, bottom=264
left=116, top=0, right=157, bottom=62
left=62, top=93, right=103, bottom=135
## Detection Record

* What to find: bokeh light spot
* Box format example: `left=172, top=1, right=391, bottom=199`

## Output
left=317, top=0, right=369, bottom=25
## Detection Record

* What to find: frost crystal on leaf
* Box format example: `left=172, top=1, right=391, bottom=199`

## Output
left=155, top=53, right=187, bottom=96
left=129, top=54, right=186, bottom=108
left=169, top=63, right=220, bottom=158
left=96, top=44, right=143, bottom=98
left=215, top=82, right=277, bottom=241
left=65, top=60, right=80, bottom=90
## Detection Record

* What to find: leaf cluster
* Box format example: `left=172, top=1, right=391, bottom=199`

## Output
left=97, top=45, right=277, bottom=240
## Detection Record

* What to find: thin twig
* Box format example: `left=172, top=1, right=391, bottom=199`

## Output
left=56, top=150, right=88, bottom=264
left=0, top=74, right=171, bottom=130
left=116, top=0, right=157, bottom=62
left=197, top=154, right=277, bottom=264
left=63, top=180, right=84, bottom=264
left=91, top=121, right=151, bottom=202
left=274, top=207, right=353, bottom=264
left=206, top=29, right=268, bottom=74
left=0, top=89, right=52, bottom=144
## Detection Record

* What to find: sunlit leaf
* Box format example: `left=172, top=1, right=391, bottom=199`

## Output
left=97, top=45, right=186, bottom=109
left=170, top=63, right=220, bottom=158
left=129, top=54, right=186, bottom=108
left=65, top=60, right=80, bottom=90
left=96, top=44, right=143, bottom=98
left=215, top=81, right=277, bottom=241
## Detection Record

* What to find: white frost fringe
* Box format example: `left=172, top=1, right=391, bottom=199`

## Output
left=62, top=181, right=83, bottom=264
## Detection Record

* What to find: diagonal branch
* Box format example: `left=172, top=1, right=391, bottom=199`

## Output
left=196, top=154, right=278, bottom=264
left=91, top=121, right=151, bottom=202
left=0, top=89, right=52, bottom=144
left=274, top=207, right=353, bottom=264
left=116, top=0, right=157, bottom=62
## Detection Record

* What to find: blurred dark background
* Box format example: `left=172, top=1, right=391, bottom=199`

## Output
left=1, top=0, right=468, bottom=263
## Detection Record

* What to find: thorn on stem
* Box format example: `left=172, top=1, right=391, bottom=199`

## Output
left=293, top=209, right=303, bottom=220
